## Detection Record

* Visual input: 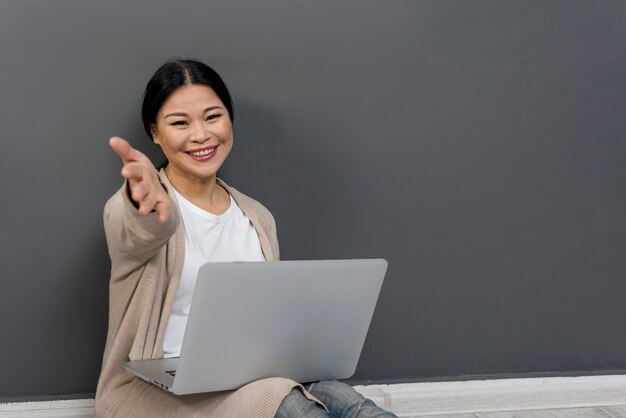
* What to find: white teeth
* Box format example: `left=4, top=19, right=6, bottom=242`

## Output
left=190, top=148, right=215, bottom=157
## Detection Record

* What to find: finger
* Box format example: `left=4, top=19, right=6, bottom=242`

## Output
left=109, top=137, right=145, bottom=164
left=137, top=195, right=157, bottom=216
left=130, top=183, right=149, bottom=204
left=109, top=137, right=131, bottom=160
left=154, top=198, right=171, bottom=223
left=121, top=163, right=146, bottom=182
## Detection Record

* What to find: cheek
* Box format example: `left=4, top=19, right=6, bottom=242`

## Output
left=218, top=126, right=234, bottom=143
left=211, top=120, right=232, bottom=136
left=158, top=132, right=184, bottom=150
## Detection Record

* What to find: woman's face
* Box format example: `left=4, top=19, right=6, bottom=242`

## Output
left=152, top=84, right=233, bottom=183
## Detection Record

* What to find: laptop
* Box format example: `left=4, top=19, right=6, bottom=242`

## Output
left=122, top=258, right=388, bottom=395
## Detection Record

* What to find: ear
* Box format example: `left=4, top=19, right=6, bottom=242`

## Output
left=150, top=124, right=160, bottom=144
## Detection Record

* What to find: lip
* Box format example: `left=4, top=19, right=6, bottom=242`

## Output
left=186, top=145, right=218, bottom=161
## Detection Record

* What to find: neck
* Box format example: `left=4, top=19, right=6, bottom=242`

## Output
left=164, top=166, right=228, bottom=214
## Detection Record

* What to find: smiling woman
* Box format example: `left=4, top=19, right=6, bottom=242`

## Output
left=152, top=84, right=234, bottom=214
left=97, top=58, right=397, bottom=418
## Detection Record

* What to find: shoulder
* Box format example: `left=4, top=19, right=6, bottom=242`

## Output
left=102, top=177, right=180, bottom=250
left=218, top=178, right=275, bottom=222
left=103, top=185, right=127, bottom=226
left=104, top=186, right=125, bottom=215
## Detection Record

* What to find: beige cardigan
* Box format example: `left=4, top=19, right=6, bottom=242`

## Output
left=95, top=171, right=309, bottom=417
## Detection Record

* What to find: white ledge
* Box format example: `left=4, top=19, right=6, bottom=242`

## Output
left=353, top=374, right=626, bottom=416
left=3, top=375, right=626, bottom=417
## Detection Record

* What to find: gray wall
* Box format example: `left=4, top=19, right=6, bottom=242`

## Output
left=1, top=0, right=626, bottom=401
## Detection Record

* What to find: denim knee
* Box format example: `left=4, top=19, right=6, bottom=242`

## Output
left=275, top=387, right=329, bottom=418
left=307, top=380, right=398, bottom=418
left=307, top=380, right=359, bottom=404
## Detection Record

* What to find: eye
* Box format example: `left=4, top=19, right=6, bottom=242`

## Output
left=206, top=113, right=223, bottom=121
left=171, top=120, right=188, bottom=126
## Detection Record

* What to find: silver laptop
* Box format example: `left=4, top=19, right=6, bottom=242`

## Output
left=122, top=259, right=387, bottom=395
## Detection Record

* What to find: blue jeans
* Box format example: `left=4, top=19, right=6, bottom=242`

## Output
left=274, top=380, right=398, bottom=418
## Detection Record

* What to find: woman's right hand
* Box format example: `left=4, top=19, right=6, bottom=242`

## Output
left=109, top=137, right=171, bottom=223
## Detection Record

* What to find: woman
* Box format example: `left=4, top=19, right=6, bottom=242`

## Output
left=96, top=58, right=397, bottom=418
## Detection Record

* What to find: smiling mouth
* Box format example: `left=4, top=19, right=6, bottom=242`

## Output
left=187, top=146, right=217, bottom=159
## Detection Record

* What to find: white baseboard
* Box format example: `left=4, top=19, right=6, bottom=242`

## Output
left=0, top=399, right=94, bottom=417
left=354, top=374, right=626, bottom=417
left=3, top=375, right=626, bottom=417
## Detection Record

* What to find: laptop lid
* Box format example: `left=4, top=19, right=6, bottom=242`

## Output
left=170, top=258, right=387, bottom=394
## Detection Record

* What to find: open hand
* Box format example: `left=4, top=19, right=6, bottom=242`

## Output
left=109, top=137, right=171, bottom=223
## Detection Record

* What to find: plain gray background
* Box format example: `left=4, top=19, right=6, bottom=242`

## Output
left=1, top=0, right=626, bottom=401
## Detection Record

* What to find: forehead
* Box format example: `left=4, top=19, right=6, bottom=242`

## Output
left=160, top=84, right=224, bottom=114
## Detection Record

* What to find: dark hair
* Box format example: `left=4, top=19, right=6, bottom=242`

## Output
left=141, top=58, right=234, bottom=141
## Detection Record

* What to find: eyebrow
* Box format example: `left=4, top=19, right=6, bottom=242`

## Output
left=164, top=106, right=223, bottom=119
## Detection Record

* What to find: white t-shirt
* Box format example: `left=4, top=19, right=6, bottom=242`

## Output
left=163, top=189, right=266, bottom=358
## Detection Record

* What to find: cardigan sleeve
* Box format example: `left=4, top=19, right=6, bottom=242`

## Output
left=103, top=181, right=179, bottom=275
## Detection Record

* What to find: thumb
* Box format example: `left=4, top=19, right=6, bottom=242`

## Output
left=109, top=137, right=142, bottom=163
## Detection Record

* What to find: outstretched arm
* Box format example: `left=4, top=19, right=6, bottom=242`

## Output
left=104, top=137, right=178, bottom=268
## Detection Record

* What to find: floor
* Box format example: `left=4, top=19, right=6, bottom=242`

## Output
left=2, top=405, right=626, bottom=417
left=407, top=405, right=626, bottom=418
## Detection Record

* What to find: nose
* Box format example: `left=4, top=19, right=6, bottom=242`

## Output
left=190, top=121, right=209, bottom=143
